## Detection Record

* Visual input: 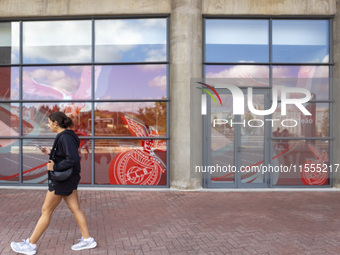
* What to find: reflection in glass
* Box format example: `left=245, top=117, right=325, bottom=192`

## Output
left=0, top=22, right=19, bottom=65
left=273, top=20, right=329, bottom=63
left=271, top=140, right=329, bottom=186
left=0, top=139, right=19, bottom=183
left=272, top=103, right=329, bottom=138
left=0, top=103, right=21, bottom=136
left=210, top=94, right=235, bottom=183
left=205, top=19, right=269, bottom=63
left=0, top=67, right=19, bottom=100
left=95, top=19, right=167, bottom=62
left=23, top=66, right=92, bottom=100
left=22, top=103, right=92, bottom=137
left=78, top=139, right=92, bottom=184
left=205, top=65, right=269, bottom=86
left=240, top=94, right=265, bottom=184
left=95, top=102, right=167, bottom=137
left=95, top=65, right=167, bottom=100
left=94, top=139, right=166, bottom=185
left=23, top=20, right=91, bottom=64
left=272, top=66, right=329, bottom=100
left=23, top=139, right=53, bottom=183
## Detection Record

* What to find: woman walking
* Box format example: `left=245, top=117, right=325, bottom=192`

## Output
left=10, top=111, right=97, bottom=254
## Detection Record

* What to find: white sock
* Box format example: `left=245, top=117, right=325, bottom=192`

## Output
left=83, top=237, right=92, bottom=242
left=28, top=239, right=36, bottom=248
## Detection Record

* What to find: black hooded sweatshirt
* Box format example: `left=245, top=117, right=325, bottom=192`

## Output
left=49, top=129, right=81, bottom=176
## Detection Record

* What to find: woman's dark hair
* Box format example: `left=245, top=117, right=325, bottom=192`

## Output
left=49, top=111, right=73, bottom=128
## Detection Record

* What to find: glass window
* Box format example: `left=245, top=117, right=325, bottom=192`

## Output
left=94, top=139, right=166, bottom=185
left=21, top=138, right=92, bottom=184
left=95, top=65, right=167, bottom=100
left=0, top=103, right=20, bottom=136
left=0, top=139, right=19, bottom=183
left=272, top=20, right=329, bottom=63
left=0, top=17, right=169, bottom=187
left=94, top=102, right=167, bottom=137
left=0, top=67, right=19, bottom=100
left=23, top=20, right=92, bottom=64
left=22, top=139, right=53, bottom=183
left=271, top=140, right=329, bottom=186
left=22, top=102, right=92, bottom=137
left=204, top=18, right=331, bottom=188
left=205, top=65, right=269, bottom=87
left=0, top=22, right=20, bottom=65
left=272, top=68, right=329, bottom=100
left=205, top=19, right=269, bottom=63
left=79, top=139, right=92, bottom=184
left=95, top=19, right=167, bottom=62
left=23, top=66, right=92, bottom=100
left=272, top=103, right=329, bottom=138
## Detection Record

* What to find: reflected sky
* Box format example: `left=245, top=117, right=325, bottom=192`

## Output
left=206, top=19, right=329, bottom=63
left=23, top=66, right=92, bottom=100
left=205, top=19, right=269, bottom=63
left=95, top=19, right=167, bottom=62
left=20, top=19, right=167, bottom=64
left=272, top=20, right=329, bottom=63
left=21, top=65, right=166, bottom=100
left=23, top=20, right=92, bottom=64
left=95, top=65, right=166, bottom=99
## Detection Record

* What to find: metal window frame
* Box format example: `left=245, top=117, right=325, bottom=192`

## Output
left=203, top=16, right=333, bottom=189
left=0, top=16, right=170, bottom=188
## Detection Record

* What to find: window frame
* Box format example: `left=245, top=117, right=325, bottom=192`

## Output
left=203, top=16, right=333, bottom=188
left=0, top=16, right=170, bottom=188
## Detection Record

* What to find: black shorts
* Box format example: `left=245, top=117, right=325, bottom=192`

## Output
left=48, top=174, right=81, bottom=196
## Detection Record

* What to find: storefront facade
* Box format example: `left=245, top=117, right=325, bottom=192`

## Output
left=0, top=0, right=339, bottom=189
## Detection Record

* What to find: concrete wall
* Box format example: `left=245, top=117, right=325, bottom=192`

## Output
left=0, top=0, right=171, bottom=17
left=332, top=0, right=340, bottom=187
left=203, top=0, right=336, bottom=15
left=170, top=0, right=203, bottom=189
left=0, top=0, right=338, bottom=189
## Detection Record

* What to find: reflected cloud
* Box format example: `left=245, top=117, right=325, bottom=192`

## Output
left=206, top=65, right=269, bottom=79
left=144, top=46, right=166, bottom=62
left=148, top=75, right=166, bottom=90
left=23, top=66, right=93, bottom=100
left=96, top=19, right=166, bottom=45
left=23, top=46, right=91, bottom=63
left=23, top=20, right=91, bottom=64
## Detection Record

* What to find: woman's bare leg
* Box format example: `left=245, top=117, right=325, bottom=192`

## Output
left=29, top=190, right=63, bottom=244
left=63, top=190, right=90, bottom=239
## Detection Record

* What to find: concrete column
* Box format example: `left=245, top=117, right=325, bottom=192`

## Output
left=170, top=0, right=203, bottom=189
left=333, top=0, right=340, bottom=187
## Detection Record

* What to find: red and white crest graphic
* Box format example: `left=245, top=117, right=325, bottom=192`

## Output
left=108, top=115, right=166, bottom=185
left=301, top=143, right=329, bottom=185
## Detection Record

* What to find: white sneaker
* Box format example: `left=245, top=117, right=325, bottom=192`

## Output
left=10, top=238, right=37, bottom=255
left=71, top=237, right=97, bottom=251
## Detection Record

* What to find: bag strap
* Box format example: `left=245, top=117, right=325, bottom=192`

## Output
left=49, top=134, right=63, bottom=161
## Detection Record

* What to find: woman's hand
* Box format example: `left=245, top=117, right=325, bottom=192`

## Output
left=47, top=160, right=55, bottom=171
left=41, top=147, right=51, bottom=155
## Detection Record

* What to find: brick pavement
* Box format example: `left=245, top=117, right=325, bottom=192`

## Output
left=1, top=189, right=340, bottom=255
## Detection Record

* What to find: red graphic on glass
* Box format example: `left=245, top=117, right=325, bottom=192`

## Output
left=301, top=143, right=329, bottom=185
left=108, top=115, right=166, bottom=185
